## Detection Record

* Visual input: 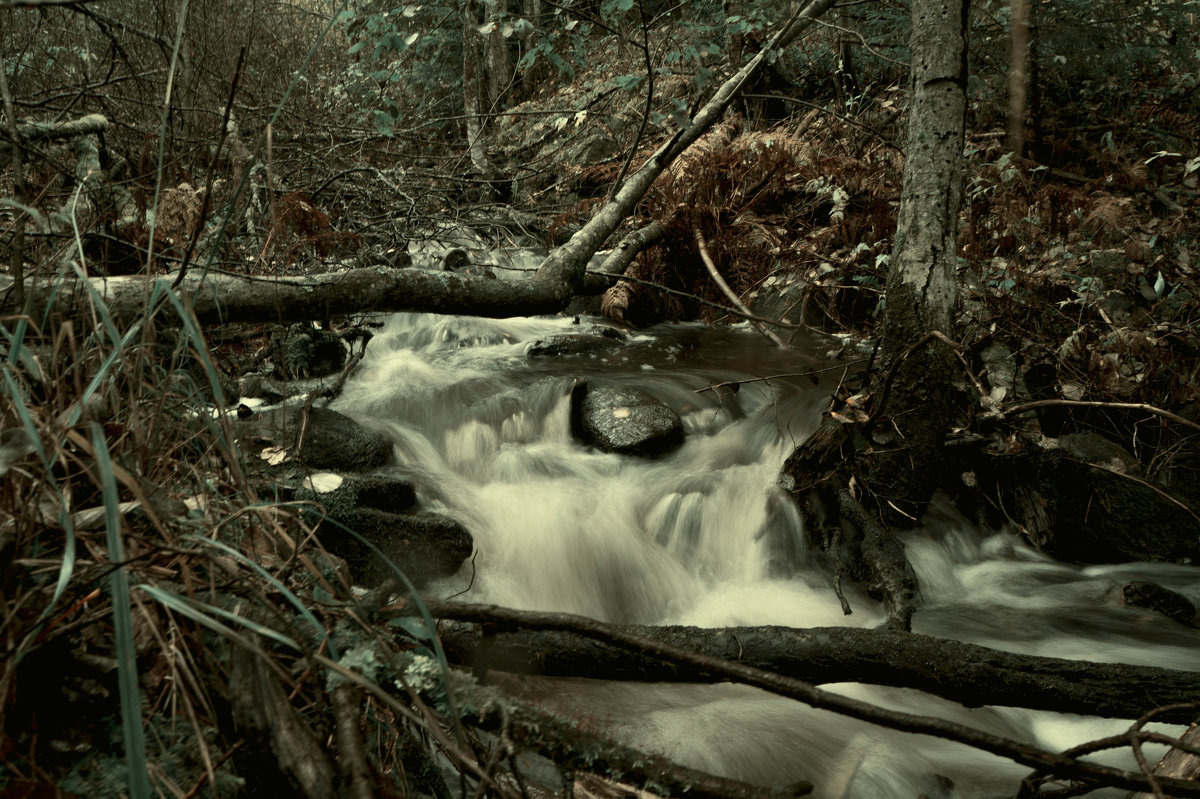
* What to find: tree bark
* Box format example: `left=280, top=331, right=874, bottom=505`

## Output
left=1006, top=0, right=1031, bottom=155
left=869, top=0, right=968, bottom=522
left=462, top=0, right=492, bottom=175
left=4, top=5, right=838, bottom=331
left=534, top=0, right=837, bottom=292
left=435, top=619, right=1200, bottom=724
left=485, top=0, right=511, bottom=109
left=467, top=691, right=813, bottom=799
left=0, top=266, right=574, bottom=326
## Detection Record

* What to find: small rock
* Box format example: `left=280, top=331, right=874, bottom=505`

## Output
left=526, top=327, right=625, bottom=357
left=570, top=379, right=684, bottom=457
left=1121, top=581, right=1196, bottom=626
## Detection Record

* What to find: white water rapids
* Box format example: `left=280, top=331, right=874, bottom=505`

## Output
left=332, top=311, right=1198, bottom=799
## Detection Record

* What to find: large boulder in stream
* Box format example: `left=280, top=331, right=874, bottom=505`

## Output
left=297, top=471, right=472, bottom=587
left=570, top=379, right=684, bottom=457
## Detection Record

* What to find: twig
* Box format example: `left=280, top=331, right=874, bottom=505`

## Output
left=145, top=0, right=192, bottom=272
left=174, top=46, right=246, bottom=289
left=1089, top=461, right=1200, bottom=527
left=693, top=361, right=867, bottom=393
left=1001, top=399, right=1200, bottom=435
left=607, top=0, right=654, bottom=202
left=694, top=225, right=786, bottom=348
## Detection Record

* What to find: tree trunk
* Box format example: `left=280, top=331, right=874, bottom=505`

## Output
left=435, top=620, right=1200, bottom=723
left=462, top=0, right=491, bottom=175
left=3, top=3, right=837, bottom=329
left=0, top=266, right=574, bottom=326
left=485, top=0, right=510, bottom=110
left=869, top=0, right=968, bottom=522
left=1006, top=0, right=1031, bottom=155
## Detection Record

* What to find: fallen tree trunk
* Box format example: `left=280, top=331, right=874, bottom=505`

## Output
left=0, top=267, right=574, bottom=326
left=388, top=601, right=1200, bottom=796
left=434, top=618, right=1200, bottom=724
left=0, top=113, right=108, bottom=165
left=533, top=0, right=836, bottom=291
left=2, top=2, right=839, bottom=328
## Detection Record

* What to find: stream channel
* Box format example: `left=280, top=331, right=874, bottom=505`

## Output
left=330, top=308, right=1198, bottom=799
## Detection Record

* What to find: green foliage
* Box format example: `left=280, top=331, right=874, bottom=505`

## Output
left=337, top=3, right=463, bottom=134
left=971, top=0, right=1199, bottom=124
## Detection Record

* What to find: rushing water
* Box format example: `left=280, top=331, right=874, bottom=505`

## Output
left=333, top=311, right=1198, bottom=799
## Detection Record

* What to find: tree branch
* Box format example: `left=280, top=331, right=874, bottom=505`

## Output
left=426, top=614, right=1200, bottom=723
left=384, top=600, right=1200, bottom=796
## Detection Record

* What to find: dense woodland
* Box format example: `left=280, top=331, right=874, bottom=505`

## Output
left=2, top=0, right=1199, bottom=796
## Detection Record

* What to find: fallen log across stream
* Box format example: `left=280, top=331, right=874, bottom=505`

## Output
left=412, top=607, right=1200, bottom=724
left=381, top=601, right=1200, bottom=795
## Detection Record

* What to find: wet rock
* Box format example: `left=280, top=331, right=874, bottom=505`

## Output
left=570, top=379, right=684, bottom=457
left=526, top=326, right=625, bottom=357
left=239, top=406, right=394, bottom=471
left=298, top=408, right=394, bottom=470
left=314, top=508, right=473, bottom=587
left=973, top=435, right=1200, bottom=564
left=441, top=248, right=470, bottom=270
left=1121, top=581, right=1197, bottom=626
left=297, top=469, right=417, bottom=516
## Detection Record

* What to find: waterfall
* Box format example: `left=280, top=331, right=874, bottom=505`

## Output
left=334, top=312, right=1196, bottom=799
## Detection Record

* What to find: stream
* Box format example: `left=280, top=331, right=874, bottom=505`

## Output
left=330, top=309, right=1198, bottom=799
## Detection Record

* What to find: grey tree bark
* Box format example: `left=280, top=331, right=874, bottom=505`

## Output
left=869, top=0, right=969, bottom=522
left=484, top=0, right=511, bottom=109
left=462, top=0, right=491, bottom=175
left=435, top=620, right=1200, bottom=723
